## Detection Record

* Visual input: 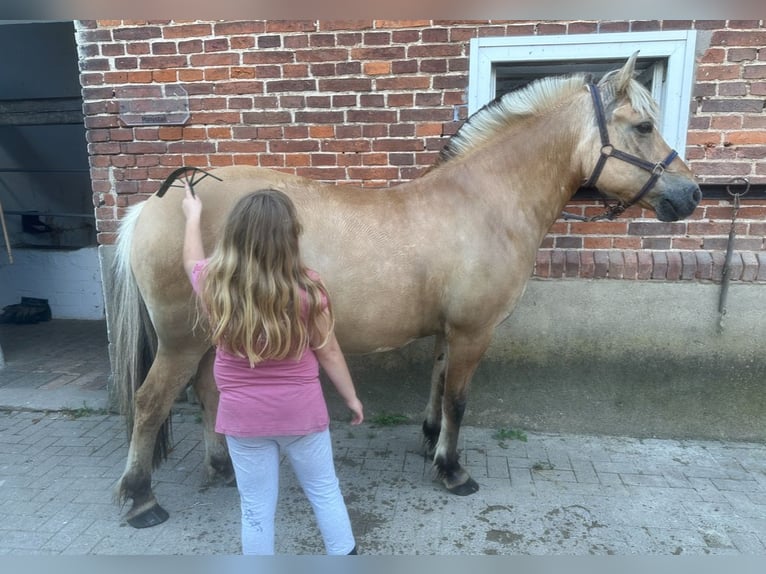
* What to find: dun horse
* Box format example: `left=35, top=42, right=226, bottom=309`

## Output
left=112, top=55, right=701, bottom=527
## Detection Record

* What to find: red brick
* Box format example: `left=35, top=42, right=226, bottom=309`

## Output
left=666, top=251, right=683, bottom=280
left=376, top=76, right=431, bottom=91
left=296, top=167, right=347, bottom=181
left=711, top=251, right=726, bottom=280
left=319, top=20, right=374, bottom=31
left=594, top=250, right=609, bottom=278
left=374, top=20, right=430, bottom=29
left=408, top=44, right=462, bottom=58
left=740, top=251, right=759, bottom=281
left=264, top=21, right=317, bottom=33
left=564, top=250, right=579, bottom=278
left=568, top=21, right=599, bottom=34
left=364, top=61, right=391, bottom=75
left=373, top=139, right=424, bottom=152
left=726, top=131, right=766, bottom=145
left=580, top=250, right=595, bottom=278
left=392, top=30, right=421, bottom=43
left=622, top=251, right=638, bottom=279
left=214, top=21, right=264, bottom=35
left=348, top=167, right=400, bottom=180
left=757, top=252, right=766, bottom=281
left=637, top=251, right=653, bottom=279
left=583, top=237, right=612, bottom=249
left=362, top=31, right=392, bottom=45
left=295, top=111, right=344, bottom=124
left=534, top=250, right=551, bottom=278
left=550, top=250, right=566, bottom=278
left=266, top=79, right=316, bottom=93
left=723, top=251, right=744, bottom=281
left=322, top=140, right=370, bottom=153
left=711, top=30, right=766, bottom=47
left=336, top=33, right=363, bottom=46
left=295, top=48, right=350, bottom=63
left=607, top=250, right=626, bottom=279
left=113, top=26, right=162, bottom=41
left=270, top=140, right=319, bottom=153
left=162, top=23, right=212, bottom=39
left=319, top=78, right=373, bottom=92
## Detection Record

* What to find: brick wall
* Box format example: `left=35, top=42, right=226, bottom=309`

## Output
left=74, top=19, right=766, bottom=282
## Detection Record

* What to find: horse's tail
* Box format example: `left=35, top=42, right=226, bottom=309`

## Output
left=112, top=200, right=172, bottom=468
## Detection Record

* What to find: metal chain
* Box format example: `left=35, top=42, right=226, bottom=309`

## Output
left=718, top=177, right=751, bottom=333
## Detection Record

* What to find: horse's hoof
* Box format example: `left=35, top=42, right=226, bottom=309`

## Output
left=446, top=476, right=480, bottom=496
left=126, top=503, right=169, bottom=528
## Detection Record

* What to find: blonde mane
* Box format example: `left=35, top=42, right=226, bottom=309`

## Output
left=436, top=70, right=658, bottom=166
left=437, top=74, right=590, bottom=165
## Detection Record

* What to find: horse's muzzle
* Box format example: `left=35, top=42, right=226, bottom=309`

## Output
left=654, top=180, right=702, bottom=222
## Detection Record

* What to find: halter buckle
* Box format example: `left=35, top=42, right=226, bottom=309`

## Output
left=651, top=161, right=667, bottom=177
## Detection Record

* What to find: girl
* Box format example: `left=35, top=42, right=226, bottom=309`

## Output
left=181, top=180, right=363, bottom=555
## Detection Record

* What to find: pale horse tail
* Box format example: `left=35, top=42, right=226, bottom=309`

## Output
left=112, top=201, right=171, bottom=467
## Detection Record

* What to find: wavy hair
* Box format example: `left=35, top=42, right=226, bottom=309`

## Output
left=199, top=189, right=331, bottom=365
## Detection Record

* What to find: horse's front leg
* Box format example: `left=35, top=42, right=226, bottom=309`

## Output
left=117, top=346, right=205, bottom=528
left=191, top=347, right=235, bottom=486
left=422, top=334, right=447, bottom=458
left=432, top=329, right=492, bottom=496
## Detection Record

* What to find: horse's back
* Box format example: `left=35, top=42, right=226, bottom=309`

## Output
left=130, top=164, right=523, bottom=353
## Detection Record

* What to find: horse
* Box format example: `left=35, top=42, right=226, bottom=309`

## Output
left=111, top=54, right=701, bottom=528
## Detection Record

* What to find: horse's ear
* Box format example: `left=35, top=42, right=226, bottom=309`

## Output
left=613, top=51, right=639, bottom=95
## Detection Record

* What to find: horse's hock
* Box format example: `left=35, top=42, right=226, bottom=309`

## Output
left=334, top=279, right=765, bottom=442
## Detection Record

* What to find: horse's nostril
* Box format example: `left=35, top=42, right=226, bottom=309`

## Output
left=693, top=188, right=702, bottom=203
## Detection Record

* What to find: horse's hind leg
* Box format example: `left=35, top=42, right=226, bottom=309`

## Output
left=422, top=334, right=447, bottom=458
left=191, top=348, right=235, bottom=486
left=118, top=345, right=206, bottom=528
left=432, top=329, right=493, bottom=496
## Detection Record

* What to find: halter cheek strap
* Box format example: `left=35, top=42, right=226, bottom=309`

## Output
left=582, top=83, right=678, bottom=219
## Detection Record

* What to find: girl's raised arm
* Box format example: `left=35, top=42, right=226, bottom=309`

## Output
left=181, top=180, right=205, bottom=282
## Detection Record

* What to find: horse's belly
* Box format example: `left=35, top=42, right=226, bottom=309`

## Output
left=332, top=305, right=435, bottom=355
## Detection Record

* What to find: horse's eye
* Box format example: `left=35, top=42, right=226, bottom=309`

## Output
left=636, top=121, right=653, bottom=135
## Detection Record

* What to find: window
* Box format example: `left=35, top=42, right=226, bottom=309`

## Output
left=468, top=31, right=697, bottom=158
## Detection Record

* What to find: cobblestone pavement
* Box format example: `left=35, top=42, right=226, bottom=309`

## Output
left=1, top=409, right=766, bottom=555
left=1, top=321, right=765, bottom=555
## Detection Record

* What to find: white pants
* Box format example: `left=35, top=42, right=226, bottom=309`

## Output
left=225, top=429, right=356, bottom=555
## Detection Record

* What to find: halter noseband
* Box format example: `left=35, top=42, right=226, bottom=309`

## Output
left=580, top=82, right=678, bottom=221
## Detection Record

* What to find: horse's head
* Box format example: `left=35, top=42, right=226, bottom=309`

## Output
left=582, top=53, right=701, bottom=222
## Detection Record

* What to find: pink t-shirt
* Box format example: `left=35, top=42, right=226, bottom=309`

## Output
left=191, top=260, right=329, bottom=437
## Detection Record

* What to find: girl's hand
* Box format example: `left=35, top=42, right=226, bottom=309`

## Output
left=347, top=397, right=364, bottom=426
left=181, top=179, right=202, bottom=221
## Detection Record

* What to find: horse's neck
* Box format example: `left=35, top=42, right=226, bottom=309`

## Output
left=428, top=110, right=585, bottom=237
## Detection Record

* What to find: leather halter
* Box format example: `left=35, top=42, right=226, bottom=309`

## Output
left=579, top=82, right=678, bottom=221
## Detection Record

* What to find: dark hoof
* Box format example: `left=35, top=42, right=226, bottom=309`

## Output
left=126, top=503, right=169, bottom=528
left=446, top=476, right=479, bottom=496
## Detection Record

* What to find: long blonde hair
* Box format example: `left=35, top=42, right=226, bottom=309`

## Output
left=199, top=189, right=331, bottom=365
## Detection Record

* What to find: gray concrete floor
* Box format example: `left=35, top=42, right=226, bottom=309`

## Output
left=1, top=320, right=765, bottom=555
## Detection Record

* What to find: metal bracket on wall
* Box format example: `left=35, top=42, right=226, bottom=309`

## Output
left=116, top=84, right=190, bottom=126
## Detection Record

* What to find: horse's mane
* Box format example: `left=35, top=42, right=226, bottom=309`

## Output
left=435, top=70, right=658, bottom=167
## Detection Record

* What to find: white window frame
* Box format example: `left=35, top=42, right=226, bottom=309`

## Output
left=468, top=31, right=697, bottom=158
